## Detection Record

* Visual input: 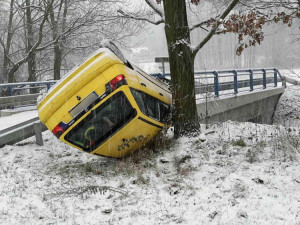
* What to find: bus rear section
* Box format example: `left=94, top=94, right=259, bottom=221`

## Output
left=38, top=48, right=172, bottom=158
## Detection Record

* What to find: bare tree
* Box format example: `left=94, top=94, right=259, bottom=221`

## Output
left=0, top=0, right=145, bottom=84
left=45, top=0, right=145, bottom=80
left=25, top=0, right=38, bottom=82
left=120, top=0, right=300, bottom=138
left=48, top=0, right=68, bottom=80
left=6, top=0, right=55, bottom=83
left=0, top=0, right=16, bottom=83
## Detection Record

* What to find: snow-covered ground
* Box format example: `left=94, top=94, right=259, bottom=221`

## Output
left=0, top=110, right=38, bottom=131
left=1, top=86, right=300, bottom=224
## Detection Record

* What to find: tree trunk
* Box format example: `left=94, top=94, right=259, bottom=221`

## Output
left=50, top=0, right=68, bottom=80
left=163, top=0, right=200, bottom=138
left=53, top=44, right=62, bottom=80
left=27, top=52, right=37, bottom=82
left=25, top=0, right=37, bottom=85
left=3, top=0, right=14, bottom=83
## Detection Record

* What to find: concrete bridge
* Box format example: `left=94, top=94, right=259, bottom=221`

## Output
left=197, top=87, right=284, bottom=124
left=154, top=68, right=285, bottom=125
left=0, top=68, right=286, bottom=146
left=194, top=68, right=285, bottom=124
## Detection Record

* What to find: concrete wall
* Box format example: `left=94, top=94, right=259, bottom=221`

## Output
left=197, top=87, right=285, bottom=124
left=0, top=94, right=39, bottom=110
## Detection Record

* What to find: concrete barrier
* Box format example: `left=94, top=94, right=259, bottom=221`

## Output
left=0, top=94, right=39, bottom=110
left=0, top=106, right=37, bottom=117
left=197, top=87, right=285, bottom=124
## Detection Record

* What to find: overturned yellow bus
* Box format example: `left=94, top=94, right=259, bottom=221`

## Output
left=37, top=46, right=171, bottom=158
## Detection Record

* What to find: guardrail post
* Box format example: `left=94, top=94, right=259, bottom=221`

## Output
left=213, top=71, right=219, bottom=97
left=262, top=69, right=267, bottom=89
left=249, top=69, right=254, bottom=91
left=233, top=70, right=238, bottom=94
left=9, top=87, right=13, bottom=96
left=46, top=83, right=51, bottom=91
left=34, top=122, right=44, bottom=146
left=274, top=68, right=278, bottom=87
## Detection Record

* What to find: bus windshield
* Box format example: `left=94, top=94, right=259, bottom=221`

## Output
left=65, top=91, right=136, bottom=152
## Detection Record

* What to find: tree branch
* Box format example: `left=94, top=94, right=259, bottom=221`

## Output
left=117, top=9, right=164, bottom=25
left=7, top=0, right=52, bottom=76
left=189, top=19, right=213, bottom=32
left=145, top=0, right=164, bottom=18
left=192, top=0, right=240, bottom=57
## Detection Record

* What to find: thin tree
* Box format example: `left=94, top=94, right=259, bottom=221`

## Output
left=0, top=0, right=16, bottom=83
left=25, top=0, right=38, bottom=83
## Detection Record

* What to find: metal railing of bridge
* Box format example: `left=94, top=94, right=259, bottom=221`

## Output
left=0, top=80, right=57, bottom=96
left=0, top=68, right=284, bottom=100
left=153, top=68, right=285, bottom=99
left=194, top=68, right=284, bottom=99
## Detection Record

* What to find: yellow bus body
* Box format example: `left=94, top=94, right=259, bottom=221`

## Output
left=37, top=48, right=171, bottom=158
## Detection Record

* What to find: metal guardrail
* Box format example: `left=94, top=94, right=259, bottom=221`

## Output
left=0, top=117, right=46, bottom=147
left=0, top=80, right=57, bottom=96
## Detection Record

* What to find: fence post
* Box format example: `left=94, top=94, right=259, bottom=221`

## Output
left=9, top=87, right=13, bottom=96
left=213, top=71, right=219, bottom=97
left=233, top=70, right=238, bottom=94
left=249, top=69, right=254, bottom=91
left=262, top=69, right=267, bottom=89
left=274, top=68, right=278, bottom=87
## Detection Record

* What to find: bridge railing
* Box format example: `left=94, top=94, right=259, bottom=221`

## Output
left=0, top=80, right=57, bottom=96
left=0, top=68, right=284, bottom=105
left=194, top=68, right=284, bottom=99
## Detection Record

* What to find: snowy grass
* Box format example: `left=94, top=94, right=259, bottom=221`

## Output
left=1, top=86, right=300, bottom=224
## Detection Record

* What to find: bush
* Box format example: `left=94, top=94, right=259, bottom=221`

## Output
left=232, top=138, right=247, bottom=147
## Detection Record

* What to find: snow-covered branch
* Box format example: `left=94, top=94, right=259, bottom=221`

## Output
left=145, top=0, right=164, bottom=18
left=189, top=19, right=213, bottom=32
left=117, top=9, right=164, bottom=25
left=192, top=0, right=240, bottom=56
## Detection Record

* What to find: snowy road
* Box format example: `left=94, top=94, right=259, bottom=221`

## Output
left=0, top=110, right=38, bottom=132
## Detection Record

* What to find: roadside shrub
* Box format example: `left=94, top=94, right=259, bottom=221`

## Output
left=232, top=138, right=247, bottom=147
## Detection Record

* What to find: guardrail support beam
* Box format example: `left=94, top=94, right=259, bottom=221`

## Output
left=213, top=71, right=219, bottom=97
left=262, top=69, right=267, bottom=89
left=249, top=69, right=254, bottom=91
left=9, top=87, right=13, bottom=96
left=233, top=70, right=238, bottom=94
left=274, top=68, right=278, bottom=87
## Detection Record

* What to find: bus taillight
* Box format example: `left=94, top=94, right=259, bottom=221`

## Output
left=109, top=75, right=127, bottom=91
left=52, top=122, right=69, bottom=138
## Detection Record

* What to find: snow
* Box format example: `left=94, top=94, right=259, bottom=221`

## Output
left=0, top=110, right=38, bottom=131
left=1, top=85, right=300, bottom=224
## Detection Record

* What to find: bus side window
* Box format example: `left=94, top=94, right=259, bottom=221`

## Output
left=130, top=88, right=160, bottom=121
left=130, top=88, right=146, bottom=114
left=159, top=102, right=170, bottom=123
left=145, top=94, right=159, bottom=121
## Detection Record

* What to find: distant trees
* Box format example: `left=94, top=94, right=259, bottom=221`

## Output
left=1, top=0, right=51, bottom=84
left=120, top=0, right=300, bottom=137
left=0, top=0, right=144, bottom=83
